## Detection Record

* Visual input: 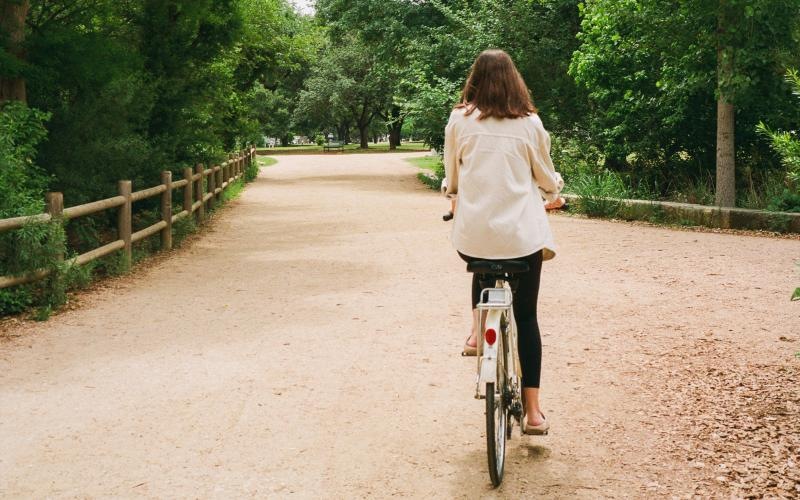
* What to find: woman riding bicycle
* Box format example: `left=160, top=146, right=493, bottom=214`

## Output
left=443, top=49, right=563, bottom=435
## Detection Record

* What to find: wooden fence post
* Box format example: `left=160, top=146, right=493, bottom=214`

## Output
left=183, top=167, right=193, bottom=221
left=194, top=164, right=205, bottom=223
left=216, top=165, right=222, bottom=200
left=45, top=192, right=64, bottom=262
left=161, top=171, right=172, bottom=250
left=118, top=180, right=132, bottom=270
left=208, top=165, right=216, bottom=211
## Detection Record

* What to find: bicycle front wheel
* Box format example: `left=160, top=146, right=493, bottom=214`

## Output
left=485, top=381, right=507, bottom=486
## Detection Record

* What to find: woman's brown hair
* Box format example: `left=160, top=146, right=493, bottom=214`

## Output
left=456, top=49, right=537, bottom=120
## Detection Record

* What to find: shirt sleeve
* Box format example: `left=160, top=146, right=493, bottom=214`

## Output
left=443, top=113, right=459, bottom=199
left=527, top=120, right=564, bottom=203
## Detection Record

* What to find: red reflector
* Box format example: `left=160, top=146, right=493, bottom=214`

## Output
left=485, top=328, right=497, bottom=346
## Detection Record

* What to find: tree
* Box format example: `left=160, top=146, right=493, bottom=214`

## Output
left=0, top=0, right=30, bottom=102
left=571, top=0, right=800, bottom=203
left=294, top=37, right=391, bottom=148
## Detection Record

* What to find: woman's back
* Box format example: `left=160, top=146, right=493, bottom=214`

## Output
left=444, top=107, right=561, bottom=260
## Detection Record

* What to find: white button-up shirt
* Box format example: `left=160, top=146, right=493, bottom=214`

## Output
left=443, top=107, right=563, bottom=260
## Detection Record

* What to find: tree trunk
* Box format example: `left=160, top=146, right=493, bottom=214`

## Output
left=359, top=126, right=369, bottom=149
left=715, top=3, right=736, bottom=207
left=715, top=99, right=735, bottom=206
left=0, top=0, right=30, bottom=103
left=389, top=119, right=403, bottom=150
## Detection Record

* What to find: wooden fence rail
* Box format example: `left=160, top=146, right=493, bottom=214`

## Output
left=0, top=147, right=257, bottom=290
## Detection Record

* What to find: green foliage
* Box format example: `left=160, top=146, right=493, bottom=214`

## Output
left=792, top=288, right=800, bottom=301
left=172, top=216, right=197, bottom=247
left=244, top=158, right=260, bottom=182
left=259, top=156, right=278, bottom=168
left=407, top=156, right=445, bottom=190
left=0, top=102, right=50, bottom=217
left=0, top=287, right=33, bottom=315
left=572, top=170, right=629, bottom=218
left=550, top=134, right=604, bottom=183
left=570, top=0, right=800, bottom=195
left=314, top=134, right=326, bottom=146
left=757, top=69, right=800, bottom=213
left=404, top=76, right=460, bottom=153
left=0, top=102, right=68, bottom=317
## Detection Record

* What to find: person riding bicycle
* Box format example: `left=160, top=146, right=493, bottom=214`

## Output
left=444, top=49, right=563, bottom=435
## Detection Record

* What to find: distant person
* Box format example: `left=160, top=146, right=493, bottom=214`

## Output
left=443, top=49, right=563, bottom=435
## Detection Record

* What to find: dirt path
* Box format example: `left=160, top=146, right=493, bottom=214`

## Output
left=1, top=153, right=798, bottom=499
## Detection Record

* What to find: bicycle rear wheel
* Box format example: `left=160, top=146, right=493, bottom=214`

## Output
left=485, top=330, right=508, bottom=487
left=485, top=382, right=506, bottom=486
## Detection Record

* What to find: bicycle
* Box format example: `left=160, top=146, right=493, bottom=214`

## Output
left=467, top=259, right=530, bottom=487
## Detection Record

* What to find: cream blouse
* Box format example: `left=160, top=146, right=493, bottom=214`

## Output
left=443, top=107, right=563, bottom=260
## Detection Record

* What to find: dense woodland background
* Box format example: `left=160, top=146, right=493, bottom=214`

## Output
left=1, top=0, right=800, bottom=314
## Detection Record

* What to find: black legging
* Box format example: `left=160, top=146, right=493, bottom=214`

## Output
left=459, top=251, right=543, bottom=388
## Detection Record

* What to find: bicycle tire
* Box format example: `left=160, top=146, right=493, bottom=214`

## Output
left=485, top=382, right=506, bottom=486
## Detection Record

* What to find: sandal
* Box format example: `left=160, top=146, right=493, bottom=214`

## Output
left=461, top=336, right=477, bottom=356
left=522, top=413, right=550, bottom=435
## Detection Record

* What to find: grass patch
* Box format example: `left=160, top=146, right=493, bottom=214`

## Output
left=406, top=156, right=441, bottom=171
left=406, top=155, right=444, bottom=190
left=572, top=170, right=629, bottom=218
left=259, top=156, right=278, bottom=167
left=221, top=179, right=246, bottom=202
left=259, top=142, right=429, bottom=155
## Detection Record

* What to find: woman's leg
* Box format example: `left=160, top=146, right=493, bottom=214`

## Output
left=513, top=251, right=545, bottom=425
left=459, top=253, right=482, bottom=349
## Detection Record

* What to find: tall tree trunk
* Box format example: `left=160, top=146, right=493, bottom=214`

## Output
left=715, top=99, right=735, bottom=206
left=359, top=126, right=369, bottom=149
left=387, top=107, right=404, bottom=150
left=0, top=0, right=30, bottom=103
left=389, top=119, right=403, bottom=150
left=715, top=2, right=736, bottom=207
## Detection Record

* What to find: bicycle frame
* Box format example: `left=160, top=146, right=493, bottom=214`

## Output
left=475, top=283, right=514, bottom=399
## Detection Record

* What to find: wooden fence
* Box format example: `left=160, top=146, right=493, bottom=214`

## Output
left=0, top=147, right=257, bottom=290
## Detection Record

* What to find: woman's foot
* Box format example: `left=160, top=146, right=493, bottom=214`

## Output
left=523, top=412, right=550, bottom=435
left=461, top=333, right=478, bottom=356
left=544, top=197, right=566, bottom=210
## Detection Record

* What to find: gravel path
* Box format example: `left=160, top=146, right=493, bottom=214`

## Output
left=1, top=152, right=798, bottom=498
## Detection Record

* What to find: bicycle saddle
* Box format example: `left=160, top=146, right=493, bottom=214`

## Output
left=466, top=260, right=530, bottom=274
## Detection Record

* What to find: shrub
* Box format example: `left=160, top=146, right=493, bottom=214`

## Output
left=315, top=134, right=326, bottom=146
left=757, top=69, right=800, bottom=211
left=572, top=170, right=629, bottom=218
left=244, top=157, right=260, bottom=182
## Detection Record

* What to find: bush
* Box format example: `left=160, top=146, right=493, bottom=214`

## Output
left=757, top=69, right=800, bottom=212
left=314, top=134, right=326, bottom=146
left=550, top=134, right=604, bottom=183
left=572, top=170, right=629, bottom=218
left=244, top=157, right=260, bottom=182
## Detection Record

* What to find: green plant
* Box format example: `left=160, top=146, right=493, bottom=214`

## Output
left=314, top=134, right=326, bottom=146
left=259, top=156, right=277, bottom=168
left=0, top=287, right=34, bottom=315
left=221, top=179, right=246, bottom=202
left=757, top=69, right=800, bottom=213
left=671, top=175, right=716, bottom=206
left=172, top=215, right=197, bottom=247
left=550, top=135, right=604, bottom=184
left=33, top=305, right=52, bottom=322
left=408, top=156, right=445, bottom=190
left=244, top=158, right=260, bottom=182
left=572, top=170, right=629, bottom=218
